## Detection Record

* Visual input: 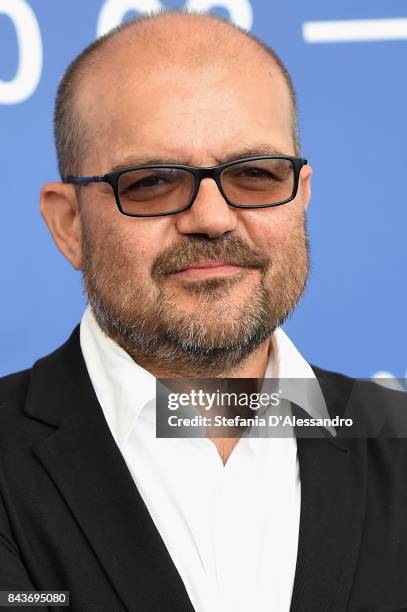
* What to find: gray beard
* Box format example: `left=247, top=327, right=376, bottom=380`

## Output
left=81, top=229, right=309, bottom=377
left=86, top=279, right=281, bottom=376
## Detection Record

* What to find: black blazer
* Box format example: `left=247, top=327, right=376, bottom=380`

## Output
left=1, top=326, right=407, bottom=612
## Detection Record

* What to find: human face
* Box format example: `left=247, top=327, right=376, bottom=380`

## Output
left=78, top=57, right=312, bottom=375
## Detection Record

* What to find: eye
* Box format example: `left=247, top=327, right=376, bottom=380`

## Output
left=238, top=167, right=276, bottom=180
left=225, top=160, right=293, bottom=185
left=128, top=175, right=165, bottom=190
left=118, top=168, right=192, bottom=202
left=119, top=169, right=179, bottom=196
left=226, top=165, right=280, bottom=186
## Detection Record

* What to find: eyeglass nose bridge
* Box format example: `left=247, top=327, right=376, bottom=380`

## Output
left=187, top=166, right=228, bottom=211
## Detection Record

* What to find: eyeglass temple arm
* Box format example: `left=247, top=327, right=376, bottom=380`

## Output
left=63, top=175, right=105, bottom=184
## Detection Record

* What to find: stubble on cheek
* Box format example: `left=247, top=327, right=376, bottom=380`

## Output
left=80, top=215, right=151, bottom=317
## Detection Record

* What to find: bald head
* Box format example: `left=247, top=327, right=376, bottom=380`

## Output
left=54, top=10, right=300, bottom=179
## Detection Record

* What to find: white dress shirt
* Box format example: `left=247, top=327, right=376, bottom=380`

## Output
left=80, top=306, right=328, bottom=612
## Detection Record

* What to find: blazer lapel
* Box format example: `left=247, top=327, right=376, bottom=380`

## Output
left=290, top=370, right=368, bottom=612
left=24, top=326, right=194, bottom=612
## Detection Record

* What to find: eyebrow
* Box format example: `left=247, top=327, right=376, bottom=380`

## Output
left=107, top=145, right=288, bottom=174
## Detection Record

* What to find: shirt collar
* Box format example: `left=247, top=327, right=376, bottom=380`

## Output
left=265, top=328, right=334, bottom=433
left=80, top=305, right=332, bottom=448
left=80, top=306, right=156, bottom=448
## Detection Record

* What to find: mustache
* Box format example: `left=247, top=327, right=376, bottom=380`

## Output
left=151, top=233, right=271, bottom=279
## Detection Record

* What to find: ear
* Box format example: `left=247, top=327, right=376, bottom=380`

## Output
left=300, top=163, right=312, bottom=211
left=40, top=182, right=82, bottom=270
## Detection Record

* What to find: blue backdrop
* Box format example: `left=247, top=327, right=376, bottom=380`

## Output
left=1, top=0, right=406, bottom=379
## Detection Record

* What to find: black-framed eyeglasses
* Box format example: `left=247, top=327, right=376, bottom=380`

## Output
left=63, top=155, right=307, bottom=218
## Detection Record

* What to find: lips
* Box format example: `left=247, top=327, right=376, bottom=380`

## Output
left=178, top=260, right=237, bottom=272
left=168, top=260, right=247, bottom=279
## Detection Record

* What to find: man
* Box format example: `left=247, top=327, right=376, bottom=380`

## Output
left=1, top=10, right=407, bottom=612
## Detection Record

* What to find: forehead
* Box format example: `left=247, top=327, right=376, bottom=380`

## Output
left=77, top=34, right=294, bottom=172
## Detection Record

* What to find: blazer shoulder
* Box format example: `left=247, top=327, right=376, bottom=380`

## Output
left=311, top=363, right=354, bottom=385
left=312, top=363, right=407, bottom=436
left=0, top=369, right=35, bottom=452
left=311, top=363, right=405, bottom=402
left=0, top=325, right=81, bottom=422
left=0, top=368, right=31, bottom=411
left=310, top=363, right=355, bottom=404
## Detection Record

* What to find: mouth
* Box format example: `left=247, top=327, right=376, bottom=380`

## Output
left=169, top=260, right=248, bottom=280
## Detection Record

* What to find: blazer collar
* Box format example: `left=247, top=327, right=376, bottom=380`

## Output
left=24, top=327, right=367, bottom=612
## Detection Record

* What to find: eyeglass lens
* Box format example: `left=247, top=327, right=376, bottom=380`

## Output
left=117, top=158, right=295, bottom=215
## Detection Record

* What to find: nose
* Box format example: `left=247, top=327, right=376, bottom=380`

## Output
left=174, top=177, right=238, bottom=239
